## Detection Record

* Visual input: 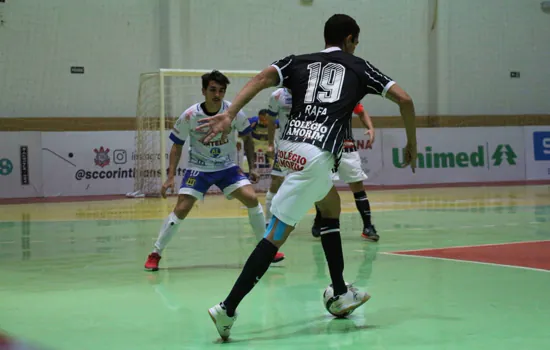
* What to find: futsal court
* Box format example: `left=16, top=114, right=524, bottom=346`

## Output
left=1, top=184, right=549, bottom=350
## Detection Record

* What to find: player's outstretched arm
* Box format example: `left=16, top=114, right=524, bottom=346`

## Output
left=385, top=84, right=417, bottom=172
left=196, top=67, right=280, bottom=143
left=226, top=66, right=280, bottom=119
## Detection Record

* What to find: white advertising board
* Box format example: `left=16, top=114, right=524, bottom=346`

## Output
left=0, top=132, right=43, bottom=198
left=524, top=126, right=550, bottom=180
left=379, top=127, right=526, bottom=185
left=41, top=131, right=181, bottom=196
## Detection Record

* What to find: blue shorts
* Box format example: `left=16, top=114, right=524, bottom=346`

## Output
left=178, top=166, right=251, bottom=200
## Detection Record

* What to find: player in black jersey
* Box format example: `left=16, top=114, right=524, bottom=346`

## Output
left=198, top=14, right=417, bottom=341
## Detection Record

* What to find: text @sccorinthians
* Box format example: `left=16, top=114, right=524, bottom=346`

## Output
left=74, top=167, right=186, bottom=180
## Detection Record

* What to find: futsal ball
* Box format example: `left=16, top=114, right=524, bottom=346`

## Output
left=323, top=282, right=352, bottom=318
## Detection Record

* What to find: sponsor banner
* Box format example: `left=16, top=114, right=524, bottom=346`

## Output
left=380, top=127, right=525, bottom=185
left=524, top=126, right=550, bottom=180
left=0, top=132, right=43, bottom=198
left=41, top=131, right=178, bottom=196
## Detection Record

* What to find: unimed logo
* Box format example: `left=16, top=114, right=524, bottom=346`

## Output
left=392, top=145, right=517, bottom=169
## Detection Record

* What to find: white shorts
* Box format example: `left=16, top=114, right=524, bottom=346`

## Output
left=270, top=152, right=287, bottom=178
left=271, top=141, right=334, bottom=226
left=331, top=151, right=368, bottom=183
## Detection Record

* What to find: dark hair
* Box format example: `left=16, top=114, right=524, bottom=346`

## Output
left=258, top=109, right=269, bottom=116
left=324, top=14, right=360, bottom=46
left=201, top=70, right=230, bottom=89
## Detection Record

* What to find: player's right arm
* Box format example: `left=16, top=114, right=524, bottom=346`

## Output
left=162, top=112, right=190, bottom=197
left=196, top=56, right=294, bottom=143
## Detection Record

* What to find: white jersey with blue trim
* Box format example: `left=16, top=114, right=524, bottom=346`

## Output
left=267, top=88, right=292, bottom=147
left=170, top=101, right=249, bottom=172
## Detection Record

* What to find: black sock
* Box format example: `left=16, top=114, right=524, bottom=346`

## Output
left=354, top=191, right=372, bottom=227
left=223, top=238, right=278, bottom=316
left=320, top=218, right=347, bottom=296
left=313, top=205, right=322, bottom=228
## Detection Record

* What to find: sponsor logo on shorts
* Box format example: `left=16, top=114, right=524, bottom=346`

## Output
left=277, top=150, right=307, bottom=171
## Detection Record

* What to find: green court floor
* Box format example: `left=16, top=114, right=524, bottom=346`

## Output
left=1, top=204, right=549, bottom=349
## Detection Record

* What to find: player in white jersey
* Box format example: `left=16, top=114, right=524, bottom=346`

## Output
left=263, top=88, right=292, bottom=223
left=144, top=70, right=285, bottom=271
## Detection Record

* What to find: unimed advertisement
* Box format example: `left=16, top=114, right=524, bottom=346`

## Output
left=380, top=127, right=526, bottom=185
left=0, top=132, right=43, bottom=198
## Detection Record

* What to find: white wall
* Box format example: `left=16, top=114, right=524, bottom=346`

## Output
left=435, top=0, right=550, bottom=115
left=0, top=0, right=160, bottom=117
left=182, top=0, right=431, bottom=117
left=0, top=0, right=548, bottom=118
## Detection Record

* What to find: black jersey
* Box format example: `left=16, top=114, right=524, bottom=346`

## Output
left=271, top=47, right=394, bottom=158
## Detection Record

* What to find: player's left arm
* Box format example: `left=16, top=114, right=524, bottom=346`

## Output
left=361, top=61, right=416, bottom=170
left=241, top=134, right=256, bottom=171
left=235, top=112, right=260, bottom=183
left=267, top=118, right=277, bottom=156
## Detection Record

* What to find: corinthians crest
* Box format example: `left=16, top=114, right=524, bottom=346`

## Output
left=94, top=146, right=110, bottom=168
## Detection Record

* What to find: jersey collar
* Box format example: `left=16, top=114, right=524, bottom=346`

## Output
left=320, top=47, right=342, bottom=53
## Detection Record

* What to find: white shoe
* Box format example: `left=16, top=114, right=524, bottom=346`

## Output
left=208, top=303, right=238, bottom=341
left=327, top=286, right=370, bottom=317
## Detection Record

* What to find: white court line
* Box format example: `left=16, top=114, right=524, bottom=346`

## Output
left=381, top=251, right=550, bottom=273
left=389, top=239, right=550, bottom=254
left=0, top=202, right=547, bottom=223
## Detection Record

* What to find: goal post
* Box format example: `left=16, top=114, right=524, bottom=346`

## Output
left=131, top=68, right=275, bottom=198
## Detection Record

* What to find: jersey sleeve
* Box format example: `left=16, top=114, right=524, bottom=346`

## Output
left=271, top=55, right=295, bottom=88
left=238, top=116, right=258, bottom=136
left=266, top=92, right=280, bottom=118
left=353, top=103, right=364, bottom=115
left=234, top=110, right=251, bottom=133
left=169, top=111, right=190, bottom=145
left=361, top=60, right=396, bottom=98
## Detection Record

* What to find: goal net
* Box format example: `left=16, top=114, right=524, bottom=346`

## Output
left=131, top=69, right=276, bottom=197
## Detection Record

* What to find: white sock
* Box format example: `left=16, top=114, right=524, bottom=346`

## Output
left=265, top=191, right=275, bottom=222
left=248, top=203, right=266, bottom=241
left=153, top=212, right=182, bottom=254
